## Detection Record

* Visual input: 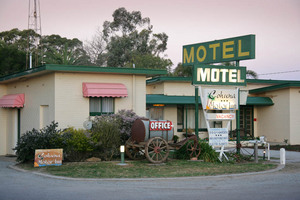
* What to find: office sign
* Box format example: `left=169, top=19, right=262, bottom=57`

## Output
left=149, top=120, right=173, bottom=131
left=209, top=128, right=229, bottom=146
left=183, top=34, right=255, bottom=66
left=193, top=65, right=246, bottom=86
left=202, top=89, right=238, bottom=110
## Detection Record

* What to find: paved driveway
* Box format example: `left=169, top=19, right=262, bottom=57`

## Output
left=1, top=150, right=300, bottom=200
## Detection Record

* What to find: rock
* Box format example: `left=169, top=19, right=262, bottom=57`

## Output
left=85, top=157, right=101, bottom=162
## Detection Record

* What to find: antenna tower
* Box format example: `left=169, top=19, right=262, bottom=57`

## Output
left=27, top=0, right=43, bottom=69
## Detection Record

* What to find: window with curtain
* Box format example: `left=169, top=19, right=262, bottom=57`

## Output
left=177, top=105, right=207, bottom=131
left=89, top=97, right=114, bottom=116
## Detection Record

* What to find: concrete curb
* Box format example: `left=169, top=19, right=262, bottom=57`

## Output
left=8, top=163, right=286, bottom=182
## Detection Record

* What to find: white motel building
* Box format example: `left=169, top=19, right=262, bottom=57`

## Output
left=0, top=64, right=299, bottom=155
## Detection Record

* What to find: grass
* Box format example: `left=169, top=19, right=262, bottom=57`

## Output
left=17, top=159, right=277, bottom=179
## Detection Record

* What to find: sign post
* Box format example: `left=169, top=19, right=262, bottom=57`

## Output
left=195, top=86, right=199, bottom=139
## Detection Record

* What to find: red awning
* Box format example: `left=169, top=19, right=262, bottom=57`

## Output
left=0, top=93, right=25, bottom=108
left=82, top=83, right=128, bottom=97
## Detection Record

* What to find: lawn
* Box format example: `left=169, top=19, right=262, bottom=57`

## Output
left=18, top=159, right=277, bottom=179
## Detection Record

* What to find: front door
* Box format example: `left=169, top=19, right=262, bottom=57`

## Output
left=239, top=106, right=254, bottom=139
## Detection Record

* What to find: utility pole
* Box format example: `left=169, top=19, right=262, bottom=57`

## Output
left=27, top=0, right=43, bottom=69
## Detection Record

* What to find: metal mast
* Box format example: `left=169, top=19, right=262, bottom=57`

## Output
left=27, top=0, right=42, bottom=69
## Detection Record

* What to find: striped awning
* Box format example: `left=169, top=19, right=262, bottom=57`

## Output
left=82, top=83, right=128, bottom=97
left=0, top=93, right=25, bottom=108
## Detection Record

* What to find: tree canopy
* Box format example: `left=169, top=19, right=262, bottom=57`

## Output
left=86, top=7, right=173, bottom=71
left=0, top=29, right=90, bottom=76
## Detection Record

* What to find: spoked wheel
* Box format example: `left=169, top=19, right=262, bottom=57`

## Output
left=125, top=137, right=145, bottom=160
left=145, top=137, right=169, bottom=164
left=186, top=140, right=201, bottom=159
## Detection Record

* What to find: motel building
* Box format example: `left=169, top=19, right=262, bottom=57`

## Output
left=0, top=64, right=300, bottom=156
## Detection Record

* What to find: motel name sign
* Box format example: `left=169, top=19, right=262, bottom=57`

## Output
left=183, top=34, right=255, bottom=66
left=183, top=34, right=255, bottom=86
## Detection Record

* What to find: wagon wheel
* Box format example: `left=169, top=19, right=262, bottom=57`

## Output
left=145, top=137, right=169, bottom=164
left=125, top=137, right=145, bottom=160
left=186, top=140, right=201, bottom=159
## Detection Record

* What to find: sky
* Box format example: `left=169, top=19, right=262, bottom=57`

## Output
left=0, top=0, right=300, bottom=80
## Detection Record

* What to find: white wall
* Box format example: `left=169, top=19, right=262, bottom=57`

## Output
left=289, top=88, right=300, bottom=145
left=0, top=85, right=7, bottom=155
left=54, top=72, right=146, bottom=129
left=256, top=89, right=290, bottom=143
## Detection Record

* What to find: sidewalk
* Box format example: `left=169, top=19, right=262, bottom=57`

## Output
left=226, top=147, right=300, bottom=163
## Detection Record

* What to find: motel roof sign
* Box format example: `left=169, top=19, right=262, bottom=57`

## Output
left=182, top=35, right=255, bottom=66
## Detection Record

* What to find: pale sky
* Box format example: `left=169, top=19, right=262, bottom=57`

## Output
left=1, top=0, right=300, bottom=80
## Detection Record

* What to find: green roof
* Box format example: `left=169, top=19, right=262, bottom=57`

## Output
left=146, top=76, right=192, bottom=84
left=146, top=94, right=273, bottom=106
left=246, top=96, right=274, bottom=106
left=146, top=94, right=201, bottom=105
left=250, top=83, right=300, bottom=94
left=146, top=76, right=300, bottom=85
left=0, top=64, right=168, bottom=83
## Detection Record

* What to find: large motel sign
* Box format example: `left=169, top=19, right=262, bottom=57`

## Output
left=182, top=34, right=255, bottom=155
left=183, top=34, right=255, bottom=66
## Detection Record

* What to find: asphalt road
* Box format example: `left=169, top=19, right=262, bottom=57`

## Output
left=1, top=150, right=300, bottom=200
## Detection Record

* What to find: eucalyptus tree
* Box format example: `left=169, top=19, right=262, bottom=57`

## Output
left=41, top=34, right=90, bottom=65
left=86, top=7, right=172, bottom=70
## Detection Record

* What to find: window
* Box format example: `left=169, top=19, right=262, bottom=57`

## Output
left=177, top=105, right=207, bottom=131
left=89, top=97, right=114, bottom=116
left=148, top=107, right=164, bottom=120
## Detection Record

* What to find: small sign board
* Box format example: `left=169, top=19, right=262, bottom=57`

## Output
left=202, top=89, right=238, bottom=110
left=34, top=149, right=63, bottom=167
left=209, top=128, right=229, bottom=146
left=206, top=113, right=235, bottom=121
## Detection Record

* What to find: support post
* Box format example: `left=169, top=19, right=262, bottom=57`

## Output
left=254, top=143, right=258, bottom=163
left=195, top=86, right=199, bottom=139
left=185, top=106, right=188, bottom=138
left=236, top=61, right=241, bottom=154
left=17, top=108, right=21, bottom=143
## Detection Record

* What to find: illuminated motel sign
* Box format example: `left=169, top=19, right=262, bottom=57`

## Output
left=192, top=65, right=247, bottom=86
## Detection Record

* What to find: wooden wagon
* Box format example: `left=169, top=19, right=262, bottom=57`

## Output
left=125, top=119, right=201, bottom=164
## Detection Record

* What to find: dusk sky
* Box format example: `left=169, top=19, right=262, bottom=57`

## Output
left=1, top=0, right=300, bottom=80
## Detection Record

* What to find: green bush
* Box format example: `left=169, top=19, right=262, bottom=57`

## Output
left=199, top=141, right=218, bottom=162
left=14, top=122, right=62, bottom=163
left=174, top=140, right=218, bottom=162
left=91, top=115, right=121, bottom=160
left=61, top=127, right=94, bottom=161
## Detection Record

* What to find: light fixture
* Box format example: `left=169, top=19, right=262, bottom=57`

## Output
left=118, top=145, right=127, bottom=166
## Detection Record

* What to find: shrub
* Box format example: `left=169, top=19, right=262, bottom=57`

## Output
left=14, top=121, right=62, bottom=163
left=174, top=140, right=218, bottom=162
left=199, top=141, right=218, bottom=162
left=91, top=115, right=121, bottom=160
left=112, top=109, right=140, bottom=144
left=61, top=127, right=94, bottom=161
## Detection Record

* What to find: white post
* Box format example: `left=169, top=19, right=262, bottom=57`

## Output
left=267, top=143, right=270, bottom=160
left=280, top=148, right=286, bottom=165
left=29, top=52, right=32, bottom=69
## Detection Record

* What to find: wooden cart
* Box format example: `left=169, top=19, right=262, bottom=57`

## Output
left=125, top=119, right=201, bottom=164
